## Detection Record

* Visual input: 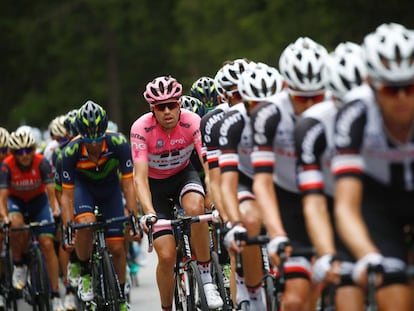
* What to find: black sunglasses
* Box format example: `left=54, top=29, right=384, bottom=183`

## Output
left=154, top=102, right=180, bottom=111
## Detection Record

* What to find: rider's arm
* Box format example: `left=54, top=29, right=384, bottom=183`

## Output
left=46, top=182, right=60, bottom=217
left=60, top=186, right=74, bottom=226
left=252, top=172, right=287, bottom=239
left=133, top=161, right=156, bottom=215
left=0, top=188, right=8, bottom=221
left=121, top=175, right=138, bottom=215
left=220, top=170, right=242, bottom=224
left=334, top=176, right=378, bottom=259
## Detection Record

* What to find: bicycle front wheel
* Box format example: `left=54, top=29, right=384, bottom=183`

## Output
left=29, top=246, right=51, bottom=311
left=211, top=251, right=232, bottom=310
left=187, top=261, right=208, bottom=311
left=2, top=245, right=18, bottom=311
left=97, top=249, right=121, bottom=311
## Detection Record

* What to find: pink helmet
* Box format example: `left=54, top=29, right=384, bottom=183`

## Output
left=143, top=76, right=183, bottom=104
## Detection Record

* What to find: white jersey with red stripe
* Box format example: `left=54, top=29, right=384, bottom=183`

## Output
left=130, top=109, right=203, bottom=179
left=251, top=91, right=299, bottom=192
left=295, top=99, right=337, bottom=196
left=218, top=102, right=254, bottom=178
left=200, top=102, right=230, bottom=169
left=332, top=84, right=414, bottom=191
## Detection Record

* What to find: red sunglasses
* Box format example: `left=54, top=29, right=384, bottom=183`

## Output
left=290, top=92, right=325, bottom=104
left=376, top=82, right=414, bottom=96
left=153, top=102, right=180, bottom=111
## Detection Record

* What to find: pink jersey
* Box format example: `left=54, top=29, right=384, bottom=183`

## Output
left=130, top=109, right=203, bottom=179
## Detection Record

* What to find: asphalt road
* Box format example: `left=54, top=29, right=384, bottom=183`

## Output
left=17, top=238, right=161, bottom=310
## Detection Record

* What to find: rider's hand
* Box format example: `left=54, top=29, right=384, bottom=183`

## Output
left=313, top=254, right=341, bottom=284
left=223, top=223, right=246, bottom=253
left=62, top=222, right=75, bottom=252
left=352, top=252, right=383, bottom=286
left=140, top=213, right=158, bottom=233
left=266, top=236, right=290, bottom=266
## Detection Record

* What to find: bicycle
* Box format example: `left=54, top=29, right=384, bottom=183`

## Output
left=207, top=214, right=233, bottom=311
left=67, top=207, right=141, bottom=311
left=0, top=222, right=18, bottom=311
left=234, top=231, right=316, bottom=311
left=145, top=212, right=221, bottom=311
left=12, top=220, right=56, bottom=311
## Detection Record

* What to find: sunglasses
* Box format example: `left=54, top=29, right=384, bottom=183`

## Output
left=83, top=135, right=105, bottom=144
left=375, top=82, right=414, bottom=96
left=14, top=147, right=34, bottom=156
left=0, top=147, right=8, bottom=154
left=153, top=102, right=180, bottom=112
left=290, top=93, right=325, bottom=104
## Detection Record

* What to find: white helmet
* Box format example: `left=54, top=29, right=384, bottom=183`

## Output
left=214, top=58, right=254, bottom=97
left=279, top=37, right=328, bottom=92
left=49, top=115, right=68, bottom=138
left=324, top=42, right=367, bottom=101
left=0, top=127, right=10, bottom=148
left=238, top=63, right=284, bottom=101
left=363, top=23, right=414, bottom=83
left=9, top=128, right=36, bottom=150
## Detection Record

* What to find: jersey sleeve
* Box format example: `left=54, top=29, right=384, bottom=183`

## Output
left=201, top=109, right=226, bottom=170
left=39, top=157, right=54, bottom=184
left=130, top=116, right=150, bottom=163
left=218, top=110, right=244, bottom=173
left=250, top=102, right=281, bottom=174
left=295, top=117, right=327, bottom=195
left=109, top=132, right=134, bottom=178
left=61, top=140, right=81, bottom=189
left=331, top=100, right=367, bottom=180
left=0, top=163, right=10, bottom=189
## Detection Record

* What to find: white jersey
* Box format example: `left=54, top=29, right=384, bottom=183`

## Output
left=218, top=103, right=254, bottom=178
left=332, top=84, right=414, bottom=191
left=295, top=99, right=337, bottom=196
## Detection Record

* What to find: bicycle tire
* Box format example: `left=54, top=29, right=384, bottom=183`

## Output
left=99, top=249, right=121, bottom=311
left=2, top=245, right=18, bottom=311
left=188, top=261, right=208, bottom=311
left=174, top=265, right=186, bottom=311
left=210, top=251, right=232, bottom=310
left=29, top=246, right=51, bottom=311
left=263, top=274, right=277, bottom=311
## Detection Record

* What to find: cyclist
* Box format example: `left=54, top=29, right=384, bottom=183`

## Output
left=0, top=127, right=64, bottom=311
left=294, top=41, right=367, bottom=310
left=0, top=127, right=10, bottom=308
left=215, top=59, right=270, bottom=311
left=44, top=115, right=69, bottom=168
left=60, top=100, right=139, bottom=311
left=332, top=23, right=414, bottom=310
left=130, top=75, right=223, bottom=311
left=190, top=76, right=221, bottom=113
left=54, top=109, right=79, bottom=311
left=0, top=127, right=10, bottom=164
left=250, top=37, right=328, bottom=311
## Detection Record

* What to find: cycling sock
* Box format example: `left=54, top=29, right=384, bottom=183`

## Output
left=246, top=282, right=263, bottom=301
left=161, top=306, right=172, bottom=311
left=79, top=259, right=90, bottom=275
left=197, top=260, right=213, bottom=284
left=51, top=290, right=60, bottom=299
left=236, top=273, right=249, bottom=304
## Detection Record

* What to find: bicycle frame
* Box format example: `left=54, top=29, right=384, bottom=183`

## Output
left=68, top=207, right=140, bottom=311
left=146, top=213, right=217, bottom=311
left=12, top=221, right=55, bottom=311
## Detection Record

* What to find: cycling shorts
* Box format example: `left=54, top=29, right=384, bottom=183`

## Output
left=8, top=193, right=55, bottom=237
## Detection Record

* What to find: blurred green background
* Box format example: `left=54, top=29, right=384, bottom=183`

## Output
left=1, top=0, right=413, bottom=135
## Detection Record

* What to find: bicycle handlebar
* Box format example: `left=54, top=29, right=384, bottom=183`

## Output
left=145, top=213, right=217, bottom=253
